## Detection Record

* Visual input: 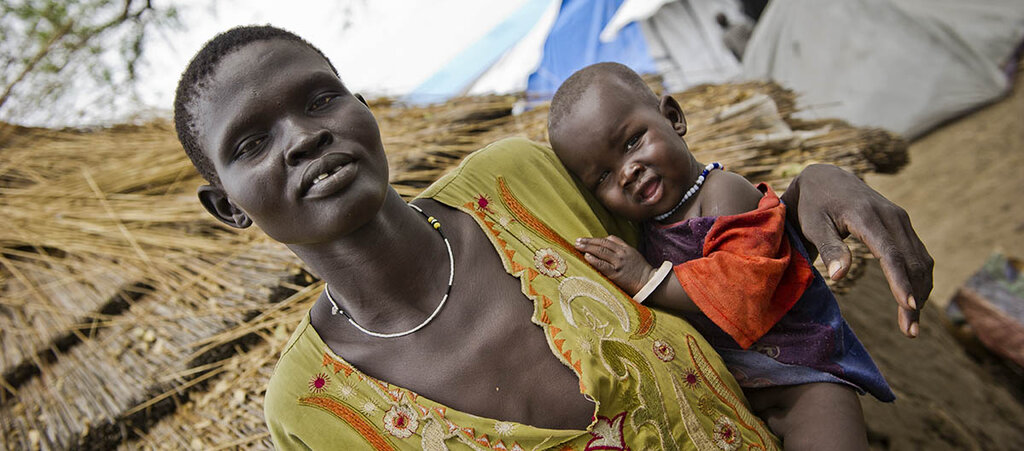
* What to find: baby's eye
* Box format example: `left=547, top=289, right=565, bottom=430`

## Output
left=625, top=133, right=642, bottom=151
left=310, top=94, right=339, bottom=111
left=597, top=170, right=610, bottom=185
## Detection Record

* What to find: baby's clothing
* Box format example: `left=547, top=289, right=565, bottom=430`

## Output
left=642, top=183, right=895, bottom=401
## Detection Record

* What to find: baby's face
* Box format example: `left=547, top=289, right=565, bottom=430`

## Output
left=553, top=83, right=694, bottom=223
left=194, top=39, right=389, bottom=244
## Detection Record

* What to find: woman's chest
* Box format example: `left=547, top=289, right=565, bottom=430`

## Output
left=323, top=241, right=595, bottom=430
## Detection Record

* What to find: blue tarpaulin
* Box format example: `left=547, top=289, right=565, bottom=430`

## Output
left=526, top=0, right=656, bottom=99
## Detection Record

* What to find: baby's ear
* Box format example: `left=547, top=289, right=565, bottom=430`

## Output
left=659, top=95, right=687, bottom=137
left=197, top=185, right=252, bottom=229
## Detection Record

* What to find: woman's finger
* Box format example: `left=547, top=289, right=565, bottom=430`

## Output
left=898, top=214, right=934, bottom=309
left=897, top=305, right=919, bottom=338
left=851, top=206, right=919, bottom=315
left=800, top=211, right=852, bottom=281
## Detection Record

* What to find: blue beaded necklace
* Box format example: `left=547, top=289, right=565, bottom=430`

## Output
left=653, top=162, right=723, bottom=222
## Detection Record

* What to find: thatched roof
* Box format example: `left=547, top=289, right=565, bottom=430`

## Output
left=0, top=82, right=906, bottom=450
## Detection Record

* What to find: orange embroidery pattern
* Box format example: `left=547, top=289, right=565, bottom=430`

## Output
left=299, top=395, right=397, bottom=451
left=685, top=335, right=776, bottom=450
left=497, top=176, right=582, bottom=259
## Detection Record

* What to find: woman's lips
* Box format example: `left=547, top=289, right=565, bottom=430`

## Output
left=305, top=161, right=357, bottom=199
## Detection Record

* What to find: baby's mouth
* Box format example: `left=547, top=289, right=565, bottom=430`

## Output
left=636, top=176, right=662, bottom=204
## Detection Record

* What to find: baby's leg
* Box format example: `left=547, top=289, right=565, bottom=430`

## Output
left=746, top=383, right=867, bottom=451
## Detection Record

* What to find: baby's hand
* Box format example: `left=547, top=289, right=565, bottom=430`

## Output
left=575, top=235, right=655, bottom=295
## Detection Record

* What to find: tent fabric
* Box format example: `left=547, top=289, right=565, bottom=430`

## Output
left=403, top=0, right=552, bottom=104
left=742, top=0, right=1024, bottom=139
left=526, top=0, right=657, bottom=99
left=600, top=0, right=676, bottom=42
left=468, top=0, right=562, bottom=96
left=636, top=0, right=748, bottom=92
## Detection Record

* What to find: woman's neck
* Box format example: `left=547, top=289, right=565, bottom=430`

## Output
left=287, top=191, right=452, bottom=330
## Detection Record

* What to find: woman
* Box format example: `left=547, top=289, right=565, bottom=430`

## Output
left=174, top=26, right=931, bottom=449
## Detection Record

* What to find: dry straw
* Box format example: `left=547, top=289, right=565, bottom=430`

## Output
left=0, top=82, right=904, bottom=450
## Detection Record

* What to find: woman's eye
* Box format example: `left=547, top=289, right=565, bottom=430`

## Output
left=311, top=94, right=338, bottom=111
left=625, top=133, right=642, bottom=151
left=237, top=136, right=266, bottom=157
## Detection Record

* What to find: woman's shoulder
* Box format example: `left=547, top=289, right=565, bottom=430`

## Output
left=419, top=138, right=563, bottom=198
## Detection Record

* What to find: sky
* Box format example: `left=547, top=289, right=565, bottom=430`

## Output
left=40, top=0, right=533, bottom=127
left=139, top=0, right=528, bottom=114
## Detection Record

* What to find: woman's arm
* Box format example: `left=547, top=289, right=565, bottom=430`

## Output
left=781, top=164, right=933, bottom=338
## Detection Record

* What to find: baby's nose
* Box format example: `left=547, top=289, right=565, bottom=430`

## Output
left=620, top=162, right=642, bottom=186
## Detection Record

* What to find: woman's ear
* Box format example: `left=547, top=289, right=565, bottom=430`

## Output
left=197, top=185, right=252, bottom=229
left=659, top=95, right=687, bottom=137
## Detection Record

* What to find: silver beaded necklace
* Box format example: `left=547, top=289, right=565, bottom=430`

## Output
left=653, top=162, right=723, bottom=222
left=324, top=203, right=454, bottom=338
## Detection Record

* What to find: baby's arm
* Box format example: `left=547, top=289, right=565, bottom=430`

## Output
left=574, top=235, right=700, bottom=314
left=574, top=171, right=763, bottom=312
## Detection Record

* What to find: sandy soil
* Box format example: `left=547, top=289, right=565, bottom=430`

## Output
left=864, top=68, right=1024, bottom=311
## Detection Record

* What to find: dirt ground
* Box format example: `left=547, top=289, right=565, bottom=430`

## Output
left=865, top=68, right=1024, bottom=311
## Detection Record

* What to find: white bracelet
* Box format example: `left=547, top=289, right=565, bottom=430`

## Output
left=633, top=261, right=674, bottom=303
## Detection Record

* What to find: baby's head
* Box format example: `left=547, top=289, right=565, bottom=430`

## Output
left=548, top=62, right=697, bottom=223
left=174, top=25, right=390, bottom=244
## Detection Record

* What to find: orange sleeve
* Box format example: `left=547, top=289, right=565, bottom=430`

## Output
left=674, top=184, right=813, bottom=349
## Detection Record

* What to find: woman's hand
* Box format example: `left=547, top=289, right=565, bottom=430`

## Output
left=782, top=164, right=933, bottom=338
left=575, top=235, right=655, bottom=295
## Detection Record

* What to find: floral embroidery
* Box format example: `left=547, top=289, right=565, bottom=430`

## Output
left=518, top=233, right=532, bottom=246
left=362, top=401, right=379, bottom=414
left=475, top=194, right=495, bottom=213
left=681, top=369, right=701, bottom=389
left=338, top=383, right=355, bottom=399
left=585, top=412, right=628, bottom=450
left=534, top=248, right=567, bottom=277
left=652, top=339, right=675, bottom=362
left=713, top=417, right=742, bottom=451
left=494, top=421, right=516, bottom=437
left=309, top=372, right=330, bottom=393
left=383, top=405, right=419, bottom=439
left=697, top=395, right=716, bottom=417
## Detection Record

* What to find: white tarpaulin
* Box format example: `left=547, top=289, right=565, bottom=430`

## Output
left=742, top=0, right=1024, bottom=139
left=600, top=0, right=751, bottom=92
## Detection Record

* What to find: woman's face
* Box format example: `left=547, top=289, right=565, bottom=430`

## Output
left=194, top=39, right=390, bottom=244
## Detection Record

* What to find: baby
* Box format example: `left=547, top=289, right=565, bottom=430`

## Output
left=549, top=62, right=893, bottom=450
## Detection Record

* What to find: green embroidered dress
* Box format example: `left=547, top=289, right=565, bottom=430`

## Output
left=264, top=138, right=780, bottom=450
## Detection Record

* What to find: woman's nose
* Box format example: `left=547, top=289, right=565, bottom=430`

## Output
left=284, top=128, right=333, bottom=165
